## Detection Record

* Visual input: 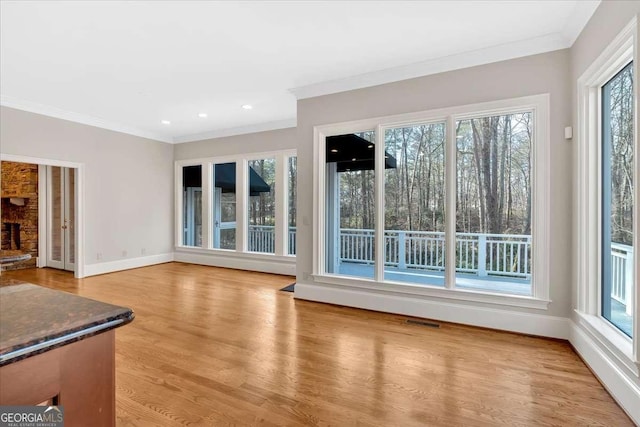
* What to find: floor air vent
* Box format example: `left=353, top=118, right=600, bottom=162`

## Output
left=406, top=319, right=441, bottom=328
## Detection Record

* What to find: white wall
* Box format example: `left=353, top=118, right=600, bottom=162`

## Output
left=173, top=127, right=297, bottom=160
left=571, top=2, right=640, bottom=83
left=296, top=49, right=573, bottom=319
left=0, top=106, right=174, bottom=274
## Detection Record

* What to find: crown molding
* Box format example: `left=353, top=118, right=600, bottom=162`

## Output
left=0, top=95, right=173, bottom=143
left=2, top=1, right=600, bottom=139
left=290, top=1, right=601, bottom=101
left=290, top=33, right=571, bottom=100
left=173, top=118, right=297, bottom=143
left=561, top=0, right=601, bottom=46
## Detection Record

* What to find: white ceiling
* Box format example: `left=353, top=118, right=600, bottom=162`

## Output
left=0, top=1, right=600, bottom=143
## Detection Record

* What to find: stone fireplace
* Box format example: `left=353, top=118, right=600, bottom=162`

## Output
left=1, top=161, right=38, bottom=270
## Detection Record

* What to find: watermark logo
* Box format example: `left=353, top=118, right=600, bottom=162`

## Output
left=0, top=406, right=64, bottom=427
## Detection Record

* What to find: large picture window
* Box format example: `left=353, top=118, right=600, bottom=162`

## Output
left=314, top=95, right=549, bottom=306
left=601, top=62, right=634, bottom=337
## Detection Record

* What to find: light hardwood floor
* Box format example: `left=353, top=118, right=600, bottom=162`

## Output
left=2, top=263, right=633, bottom=426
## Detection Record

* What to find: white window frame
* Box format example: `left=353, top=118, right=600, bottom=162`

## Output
left=175, top=162, right=208, bottom=249
left=312, top=94, right=550, bottom=310
left=246, top=155, right=277, bottom=255
left=575, top=17, right=639, bottom=367
left=175, top=150, right=297, bottom=259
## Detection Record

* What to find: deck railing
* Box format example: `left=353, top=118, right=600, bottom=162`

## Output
left=611, top=242, right=634, bottom=315
left=248, top=225, right=276, bottom=253
left=341, top=229, right=531, bottom=278
left=288, top=227, right=297, bottom=255
left=247, top=225, right=633, bottom=311
left=247, top=225, right=297, bottom=254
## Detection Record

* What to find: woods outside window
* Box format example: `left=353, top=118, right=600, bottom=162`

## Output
left=314, top=95, right=550, bottom=307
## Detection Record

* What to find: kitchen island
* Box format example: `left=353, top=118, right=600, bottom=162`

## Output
left=0, top=280, right=134, bottom=426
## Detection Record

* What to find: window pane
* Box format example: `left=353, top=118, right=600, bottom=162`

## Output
left=384, top=123, right=445, bottom=286
left=182, top=165, right=202, bottom=247
left=288, top=156, right=297, bottom=255
left=248, top=159, right=275, bottom=253
left=51, top=166, right=62, bottom=261
left=602, top=62, right=634, bottom=337
left=212, top=162, right=236, bottom=250
left=325, top=131, right=375, bottom=278
left=455, top=113, right=533, bottom=295
left=68, top=169, right=75, bottom=264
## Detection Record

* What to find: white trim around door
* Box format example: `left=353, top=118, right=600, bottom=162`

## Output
left=0, top=153, right=85, bottom=278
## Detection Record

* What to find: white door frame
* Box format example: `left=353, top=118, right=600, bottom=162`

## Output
left=46, top=165, right=65, bottom=270
left=63, top=167, right=76, bottom=272
left=1, top=154, right=85, bottom=278
left=45, top=166, right=76, bottom=271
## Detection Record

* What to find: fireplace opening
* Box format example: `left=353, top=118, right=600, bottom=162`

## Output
left=1, top=222, right=21, bottom=250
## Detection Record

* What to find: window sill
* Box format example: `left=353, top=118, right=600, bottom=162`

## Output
left=311, top=273, right=551, bottom=310
left=574, top=311, right=638, bottom=372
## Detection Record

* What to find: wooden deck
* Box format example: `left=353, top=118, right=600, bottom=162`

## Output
left=2, top=264, right=633, bottom=426
left=339, top=262, right=633, bottom=336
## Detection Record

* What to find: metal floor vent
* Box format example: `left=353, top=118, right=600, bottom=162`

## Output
left=405, top=319, right=441, bottom=328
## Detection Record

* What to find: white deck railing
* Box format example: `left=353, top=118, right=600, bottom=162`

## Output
left=247, top=225, right=632, bottom=312
left=611, top=242, right=634, bottom=315
left=342, top=229, right=531, bottom=278
left=246, top=225, right=296, bottom=254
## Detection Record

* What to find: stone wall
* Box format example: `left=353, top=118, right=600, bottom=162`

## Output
left=1, top=161, right=38, bottom=269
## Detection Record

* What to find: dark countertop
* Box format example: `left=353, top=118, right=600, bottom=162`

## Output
left=0, top=281, right=134, bottom=366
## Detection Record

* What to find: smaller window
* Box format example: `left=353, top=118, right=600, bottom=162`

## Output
left=455, top=112, right=533, bottom=295
left=248, top=158, right=276, bottom=254
left=182, top=165, right=202, bottom=247
left=324, top=131, right=376, bottom=279
left=288, top=156, right=297, bottom=255
left=383, top=122, right=445, bottom=287
left=212, top=162, right=237, bottom=250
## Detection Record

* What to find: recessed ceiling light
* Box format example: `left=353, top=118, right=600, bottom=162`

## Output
left=161, top=120, right=171, bottom=125
left=241, top=104, right=253, bottom=110
left=330, top=149, right=338, bottom=153
left=352, top=158, right=357, bottom=161
left=198, top=113, right=208, bottom=118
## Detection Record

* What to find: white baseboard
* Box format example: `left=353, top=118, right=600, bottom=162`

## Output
left=295, top=282, right=569, bottom=339
left=173, top=250, right=296, bottom=276
left=83, top=253, right=174, bottom=277
left=569, top=320, right=640, bottom=424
